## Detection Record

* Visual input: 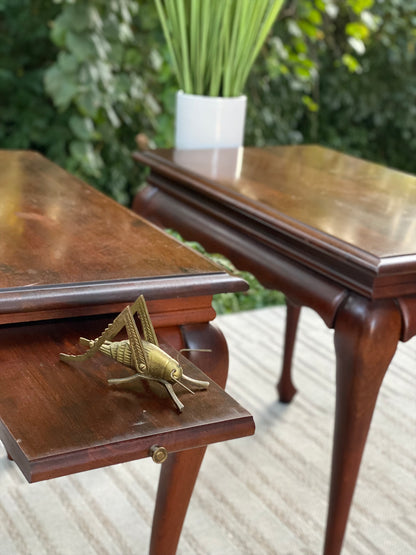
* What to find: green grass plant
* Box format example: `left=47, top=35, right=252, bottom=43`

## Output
left=154, top=0, right=284, bottom=97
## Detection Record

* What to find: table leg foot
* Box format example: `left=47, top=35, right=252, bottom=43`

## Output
left=277, top=299, right=301, bottom=403
left=324, top=295, right=401, bottom=555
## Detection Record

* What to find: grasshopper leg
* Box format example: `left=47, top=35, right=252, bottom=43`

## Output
left=164, top=382, right=184, bottom=413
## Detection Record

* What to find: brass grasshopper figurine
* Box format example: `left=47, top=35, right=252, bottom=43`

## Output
left=59, top=295, right=209, bottom=412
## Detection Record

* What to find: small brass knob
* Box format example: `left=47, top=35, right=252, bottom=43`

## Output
left=150, top=445, right=168, bottom=464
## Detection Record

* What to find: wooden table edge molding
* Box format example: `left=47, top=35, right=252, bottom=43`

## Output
left=3, top=416, right=255, bottom=485
left=0, top=274, right=246, bottom=325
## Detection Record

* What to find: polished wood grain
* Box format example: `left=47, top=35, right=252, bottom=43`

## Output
left=0, top=315, right=254, bottom=483
left=0, top=150, right=252, bottom=555
left=328, top=295, right=401, bottom=554
left=134, top=146, right=416, bottom=298
left=133, top=146, right=416, bottom=555
left=0, top=150, right=246, bottom=324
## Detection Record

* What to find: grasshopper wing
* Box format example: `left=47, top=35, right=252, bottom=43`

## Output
left=131, top=295, right=159, bottom=347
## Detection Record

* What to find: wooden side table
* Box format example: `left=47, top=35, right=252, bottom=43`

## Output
left=0, top=150, right=254, bottom=555
left=133, top=145, right=416, bottom=554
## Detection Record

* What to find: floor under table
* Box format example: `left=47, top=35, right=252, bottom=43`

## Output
left=0, top=305, right=414, bottom=555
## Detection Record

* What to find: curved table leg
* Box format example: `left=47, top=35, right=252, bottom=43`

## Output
left=180, top=322, right=229, bottom=388
left=150, top=447, right=207, bottom=555
left=277, top=298, right=301, bottom=403
left=324, top=295, right=402, bottom=555
left=149, top=322, right=229, bottom=555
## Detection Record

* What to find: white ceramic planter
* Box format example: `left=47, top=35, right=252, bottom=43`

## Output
left=175, top=91, right=247, bottom=150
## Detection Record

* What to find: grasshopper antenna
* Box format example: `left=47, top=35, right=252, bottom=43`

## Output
left=179, top=348, right=212, bottom=353
left=172, top=377, right=195, bottom=394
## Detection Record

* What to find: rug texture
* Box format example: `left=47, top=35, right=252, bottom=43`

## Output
left=0, top=306, right=414, bottom=554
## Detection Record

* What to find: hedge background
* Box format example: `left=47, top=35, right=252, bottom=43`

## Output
left=2, top=0, right=415, bottom=206
left=1, top=1, right=415, bottom=312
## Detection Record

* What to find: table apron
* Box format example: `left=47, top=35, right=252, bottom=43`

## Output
left=136, top=182, right=348, bottom=329
left=147, top=175, right=407, bottom=299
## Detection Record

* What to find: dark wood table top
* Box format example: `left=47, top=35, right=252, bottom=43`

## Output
left=0, top=150, right=246, bottom=323
left=134, top=146, right=416, bottom=298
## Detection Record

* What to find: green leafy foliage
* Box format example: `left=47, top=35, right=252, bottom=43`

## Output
left=2, top=0, right=415, bottom=204
left=42, top=0, right=166, bottom=204
left=245, top=0, right=416, bottom=175
left=0, top=1, right=69, bottom=157
left=2, top=0, right=415, bottom=310
left=245, top=0, right=380, bottom=146
left=166, top=230, right=285, bottom=313
left=314, top=1, right=416, bottom=174
left=1, top=0, right=169, bottom=205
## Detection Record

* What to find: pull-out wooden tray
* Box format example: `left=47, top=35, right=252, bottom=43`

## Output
left=0, top=315, right=254, bottom=483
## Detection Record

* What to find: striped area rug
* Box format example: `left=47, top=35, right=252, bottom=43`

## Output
left=0, top=306, right=414, bottom=554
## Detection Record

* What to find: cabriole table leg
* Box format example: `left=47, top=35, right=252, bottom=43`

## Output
left=324, top=294, right=402, bottom=554
left=277, top=298, right=301, bottom=403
